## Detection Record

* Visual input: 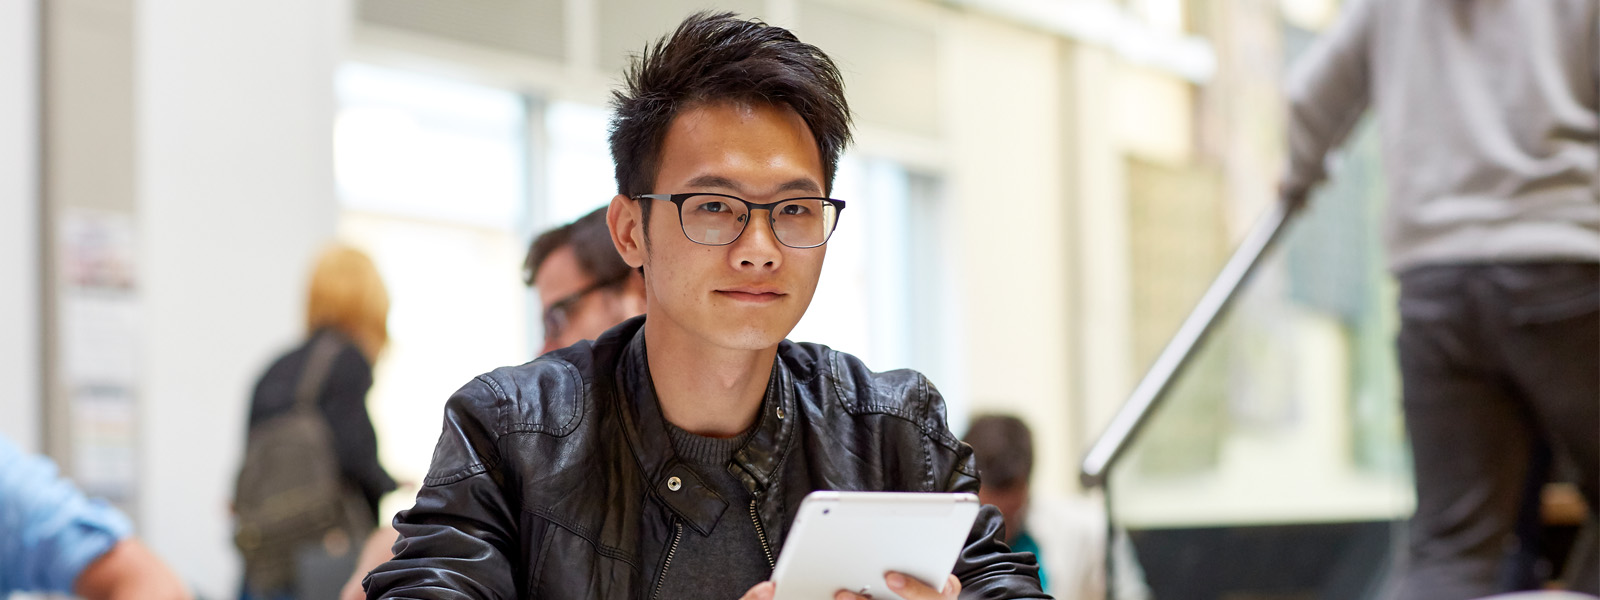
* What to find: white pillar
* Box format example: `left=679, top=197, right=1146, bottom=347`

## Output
left=0, top=0, right=41, bottom=452
left=135, top=0, right=348, bottom=595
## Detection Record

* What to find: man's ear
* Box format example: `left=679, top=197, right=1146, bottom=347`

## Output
left=608, top=194, right=646, bottom=268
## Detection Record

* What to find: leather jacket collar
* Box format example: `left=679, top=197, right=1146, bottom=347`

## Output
left=603, top=321, right=795, bottom=536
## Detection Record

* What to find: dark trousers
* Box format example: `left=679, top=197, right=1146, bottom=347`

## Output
left=1393, top=263, right=1599, bottom=600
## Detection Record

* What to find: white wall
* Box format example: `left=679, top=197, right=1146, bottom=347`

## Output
left=136, top=0, right=347, bottom=595
left=1, top=0, right=41, bottom=453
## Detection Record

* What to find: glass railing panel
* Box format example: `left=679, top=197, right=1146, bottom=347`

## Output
left=1107, top=121, right=1412, bottom=530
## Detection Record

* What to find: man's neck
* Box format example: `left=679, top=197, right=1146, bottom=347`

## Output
left=642, top=318, right=777, bottom=439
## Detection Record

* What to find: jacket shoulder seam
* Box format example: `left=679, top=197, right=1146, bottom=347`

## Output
left=481, top=360, right=588, bottom=437
left=422, top=463, right=489, bottom=487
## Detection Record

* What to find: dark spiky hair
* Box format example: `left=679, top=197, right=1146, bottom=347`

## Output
left=608, top=11, right=853, bottom=210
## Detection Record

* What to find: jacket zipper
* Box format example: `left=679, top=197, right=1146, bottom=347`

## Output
left=750, top=498, right=775, bottom=569
left=651, top=521, right=684, bottom=600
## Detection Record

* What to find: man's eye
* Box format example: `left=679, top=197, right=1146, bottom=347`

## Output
left=780, top=204, right=810, bottom=216
left=697, top=201, right=729, bottom=213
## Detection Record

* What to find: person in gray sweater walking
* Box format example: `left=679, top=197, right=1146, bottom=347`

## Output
left=1281, top=1, right=1599, bottom=598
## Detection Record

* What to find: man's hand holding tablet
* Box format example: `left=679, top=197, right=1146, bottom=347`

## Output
left=734, top=491, right=980, bottom=600
left=737, top=573, right=961, bottom=600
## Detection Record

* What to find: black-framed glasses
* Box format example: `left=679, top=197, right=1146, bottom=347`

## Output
left=543, top=277, right=621, bottom=341
left=635, top=193, right=846, bottom=248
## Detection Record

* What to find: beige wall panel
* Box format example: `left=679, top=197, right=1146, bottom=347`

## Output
left=942, top=16, right=1075, bottom=497
left=358, top=0, right=565, bottom=62
left=1071, top=46, right=1137, bottom=459
left=801, top=1, right=939, bottom=138
left=598, top=0, right=766, bottom=74
left=1112, top=64, right=1194, bottom=165
left=47, top=0, right=135, bottom=214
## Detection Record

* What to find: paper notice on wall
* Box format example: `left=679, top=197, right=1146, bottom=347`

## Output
left=61, top=293, right=141, bottom=385
left=57, top=210, right=141, bottom=507
left=59, top=209, right=138, bottom=292
left=72, top=385, right=138, bottom=502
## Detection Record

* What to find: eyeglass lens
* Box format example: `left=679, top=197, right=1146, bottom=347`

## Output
left=679, top=195, right=838, bottom=247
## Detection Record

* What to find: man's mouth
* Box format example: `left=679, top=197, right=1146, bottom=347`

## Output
left=717, top=287, right=785, bottom=303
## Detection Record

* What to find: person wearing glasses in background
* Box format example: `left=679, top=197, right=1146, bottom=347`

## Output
left=337, top=207, right=646, bottom=600
left=524, top=206, right=648, bottom=355
left=362, top=11, right=1044, bottom=600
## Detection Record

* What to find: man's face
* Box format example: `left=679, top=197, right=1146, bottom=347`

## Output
left=533, top=245, right=641, bottom=355
left=613, top=101, right=828, bottom=351
left=977, top=482, right=1030, bottom=544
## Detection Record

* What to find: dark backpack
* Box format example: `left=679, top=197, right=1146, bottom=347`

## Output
left=233, top=334, right=369, bottom=595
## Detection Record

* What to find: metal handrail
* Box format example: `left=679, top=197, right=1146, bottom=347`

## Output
left=1079, top=199, right=1304, bottom=489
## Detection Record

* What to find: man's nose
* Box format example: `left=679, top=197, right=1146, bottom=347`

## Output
left=731, top=210, right=783, bottom=267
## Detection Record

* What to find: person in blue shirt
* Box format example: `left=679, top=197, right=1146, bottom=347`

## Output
left=0, top=434, right=189, bottom=599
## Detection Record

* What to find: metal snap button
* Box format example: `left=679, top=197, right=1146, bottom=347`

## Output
left=776, top=405, right=786, bottom=419
left=667, top=476, right=682, bottom=492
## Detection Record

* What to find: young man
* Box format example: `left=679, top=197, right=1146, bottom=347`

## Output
left=364, top=12, right=1045, bottom=600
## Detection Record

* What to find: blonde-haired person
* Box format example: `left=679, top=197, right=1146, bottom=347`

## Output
left=238, top=244, right=397, bottom=600
left=305, top=244, right=391, bottom=360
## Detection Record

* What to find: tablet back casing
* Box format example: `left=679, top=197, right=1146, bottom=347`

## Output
left=770, top=491, right=979, bottom=600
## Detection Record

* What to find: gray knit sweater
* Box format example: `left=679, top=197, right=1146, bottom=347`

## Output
left=1284, top=0, right=1600, bottom=272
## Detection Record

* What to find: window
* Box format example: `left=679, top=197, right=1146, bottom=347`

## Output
left=334, top=64, right=534, bottom=519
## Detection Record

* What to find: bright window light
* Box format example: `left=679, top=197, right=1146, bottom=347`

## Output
left=335, top=63, right=528, bottom=229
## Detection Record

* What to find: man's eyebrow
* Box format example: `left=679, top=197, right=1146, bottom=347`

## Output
left=684, top=175, right=823, bottom=196
left=686, top=175, right=744, bottom=192
left=775, top=179, right=822, bottom=194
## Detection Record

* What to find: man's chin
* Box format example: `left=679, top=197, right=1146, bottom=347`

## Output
left=709, top=321, right=795, bottom=351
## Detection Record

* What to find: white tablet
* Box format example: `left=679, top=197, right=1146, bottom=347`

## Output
left=770, top=491, right=979, bottom=600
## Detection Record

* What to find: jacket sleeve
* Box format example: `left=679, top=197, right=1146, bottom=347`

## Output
left=1282, top=0, right=1376, bottom=202
left=363, top=376, right=522, bottom=600
left=919, top=378, right=1050, bottom=600
left=322, top=347, right=397, bottom=519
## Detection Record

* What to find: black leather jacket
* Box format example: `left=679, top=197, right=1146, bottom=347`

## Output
left=365, top=316, right=1046, bottom=599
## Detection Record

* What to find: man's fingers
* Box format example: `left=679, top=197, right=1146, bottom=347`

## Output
left=884, top=572, right=954, bottom=599
left=740, top=581, right=776, bottom=600
left=834, top=573, right=962, bottom=600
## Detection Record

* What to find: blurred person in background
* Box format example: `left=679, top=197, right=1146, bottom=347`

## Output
left=525, top=206, right=648, bottom=355
left=363, top=12, right=1043, bottom=600
left=1281, top=1, right=1598, bottom=598
left=963, top=414, right=1150, bottom=600
left=237, top=244, right=397, bottom=600
left=0, top=434, right=191, bottom=600
left=337, top=206, right=645, bottom=600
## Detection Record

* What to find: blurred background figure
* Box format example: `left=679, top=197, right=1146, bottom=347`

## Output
left=964, top=414, right=1150, bottom=600
left=338, top=207, right=644, bottom=600
left=524, top=206, right=647, bottom=355
left=1282, top=0, right=1599, bottom=598
left=236, top=244, right=397, bottom=600
left=0, top=434, right=190, bottom=600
